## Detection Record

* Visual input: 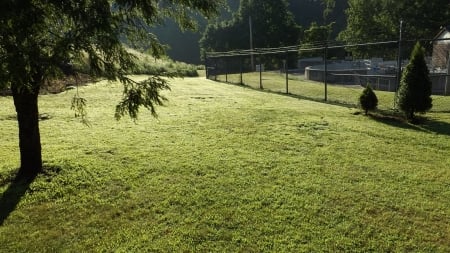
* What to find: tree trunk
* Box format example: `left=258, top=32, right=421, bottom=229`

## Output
left=408, top=110, right=414, bottom=121
left=12, top=87, right=42, bottom=176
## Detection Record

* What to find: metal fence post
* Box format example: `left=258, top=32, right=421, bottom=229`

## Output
left=205, top=56, right=209, bottom=79
left=225, top=58, right=228, bottom=83
left=285, top=51, right=289, bottom=94
left=214, top=58, right=218, bottom=81
left=446, top=55, right=450, bottom=95
left=324, top=44, right=328, bottom=101
left=240, top=56, right=243, bottom=85
left=259, top=52, right=263, bottom=89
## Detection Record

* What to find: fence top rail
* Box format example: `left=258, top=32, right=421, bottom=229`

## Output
left=205, top=38, right=450, bottom=58
left=329, top=73, right=397, bottom=78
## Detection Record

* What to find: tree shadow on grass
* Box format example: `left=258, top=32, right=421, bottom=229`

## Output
left=0, top=166, right=60, bottom=226
left=368, top=110, right=450, bottom=136
left=0, top=170, right=38, bottom=226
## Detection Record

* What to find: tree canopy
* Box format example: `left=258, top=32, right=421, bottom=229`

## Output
left=339, top=0, right=450, bottom=56
left=0, top=0, right=223, bottom=175
left=200, top=0, right=301, bottom=55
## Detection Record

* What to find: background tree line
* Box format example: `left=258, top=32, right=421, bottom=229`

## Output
left=340, top=0, right=450, bottom=57
left=152, top=0, right=348, bottom=63
left=151, top=0, right=450, bottom=64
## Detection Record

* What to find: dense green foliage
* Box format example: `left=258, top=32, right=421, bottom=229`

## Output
left=130, top=49, right=199, bottom=77
left=152, top=0, right=347, bottom=63
left=303, top=22, right=334, bottom=44
left=200, top=0, right=301, bottom=54
left=164, top=0, right=349, bottom=61
left=359, top=85, right=378, bottom=115
left=340, top=0, right=450, bottom=56
left=155, top=0, right=450, bottom=62
left=1, top=76, right=449, bottom=251
left=0, top=0, right=223, bottom=174
left=397, top=42, right=433, bottom=120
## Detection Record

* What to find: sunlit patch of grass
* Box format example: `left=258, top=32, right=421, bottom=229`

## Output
left=0, top=76, right=449, bottom=251
left=129, top=48, right=199, bottom=77
left=217, top=72, right=450, bottom=113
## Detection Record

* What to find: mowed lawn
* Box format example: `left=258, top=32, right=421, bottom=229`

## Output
left=0, top=76, right=449, bottom=252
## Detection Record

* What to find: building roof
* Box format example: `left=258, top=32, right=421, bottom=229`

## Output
left=434, top=25, right=450, bottom=40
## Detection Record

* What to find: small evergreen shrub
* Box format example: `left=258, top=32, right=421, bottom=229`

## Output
left=359, top=84, right=378, bottom=115
left=397, top=42, right=432, bottom=121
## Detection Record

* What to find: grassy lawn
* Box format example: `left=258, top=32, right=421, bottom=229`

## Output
left=1, top=76, right=449, bottom=252
left=216, top=72, right=450, bottom=113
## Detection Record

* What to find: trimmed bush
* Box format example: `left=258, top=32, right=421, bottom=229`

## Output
left=359, top=84, right=378, bottom=115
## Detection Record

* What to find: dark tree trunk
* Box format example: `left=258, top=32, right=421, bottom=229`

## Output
left=12, top=86, right=42, bottom=176
left=407, top=110, right=415, bottom=121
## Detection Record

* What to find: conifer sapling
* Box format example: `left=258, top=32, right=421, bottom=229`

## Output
left=359, top=84, right=378, bottom=115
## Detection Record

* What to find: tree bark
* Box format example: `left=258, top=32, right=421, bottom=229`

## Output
left=408, top=110, right=414, bottom=121
left=12, top=87, right=42, bottom=176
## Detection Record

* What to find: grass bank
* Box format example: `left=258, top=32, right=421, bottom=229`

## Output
left=1, top=76, right=449, bottom=251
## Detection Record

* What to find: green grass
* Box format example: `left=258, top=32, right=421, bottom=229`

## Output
left=217, top=72, right=450, bottom=112
left=1, top=76, right=450, bottom=252
left=129, top=49, right=199, bottom=77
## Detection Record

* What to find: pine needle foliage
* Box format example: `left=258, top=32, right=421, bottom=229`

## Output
left=397, top=42, right=433, bottom=121
left=359, top=84, right=378, bottom=115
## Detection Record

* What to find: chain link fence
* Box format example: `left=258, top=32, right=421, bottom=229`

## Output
left=206, top=39, right=450, bottom=113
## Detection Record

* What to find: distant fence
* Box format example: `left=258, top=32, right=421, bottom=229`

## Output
left=205, top=39, right=450, bottom=113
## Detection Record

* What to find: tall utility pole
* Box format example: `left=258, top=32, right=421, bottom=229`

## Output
left=446, top=52, right=450, bottom=95
left=396, top=20, right=403, bottom=88
left=395, top=20, right=403, bottom=108
left=249, top=16, right=254, bottom=71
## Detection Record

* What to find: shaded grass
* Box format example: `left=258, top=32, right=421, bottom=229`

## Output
left=0, top=76, right=449, bottom=251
